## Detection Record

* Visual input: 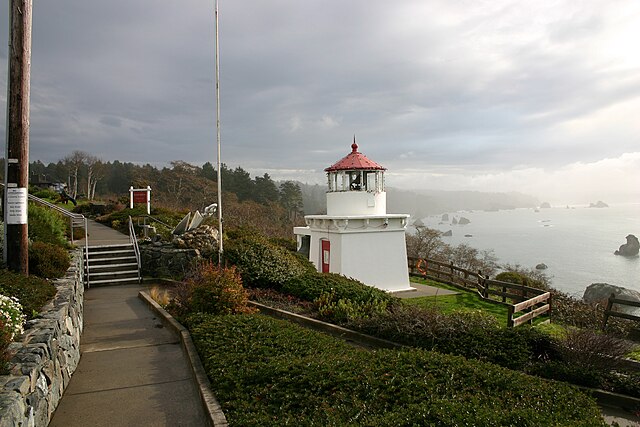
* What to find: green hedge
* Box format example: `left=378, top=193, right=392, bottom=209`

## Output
left=186, top=313, right=605, bottom=426
left=282, top=271, right=397, bottom=305
left=28, top=203, right=69, bottom=248
left=0, top=269, right=56, bottom=320
left=223, top=229, right=305, bottom=289
left=346, top=304, right=557, bottom=371
left=29, top=241, right=71, bottom=279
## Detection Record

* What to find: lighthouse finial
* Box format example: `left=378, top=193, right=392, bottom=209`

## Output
left=351, top=135, right=358, bottom=153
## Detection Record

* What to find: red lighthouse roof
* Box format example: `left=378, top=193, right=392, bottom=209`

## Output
left=325, top=138, right=386, bottom=172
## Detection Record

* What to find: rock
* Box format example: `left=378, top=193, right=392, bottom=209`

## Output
left=458, top=217, right=470, bottom=225
left=464, top=234, right=473, bottom=237
left=589, top=200, right=609, bottom=208
left=535, top=263, right=548, bottom=270
left=171, top=225, right=219, bottom=254
left=452, top=217, right=458, bottom=225
left=540, top=202, right=551, bottom=209
left=615, top=234, right=640, bottom=257
left=413, top=218, right=424, bottom=227
left=442, top=230, right=452, bottom=237
left=441, top=213, right=449, bottom=221
left=583, top=283, right=640, bottom=314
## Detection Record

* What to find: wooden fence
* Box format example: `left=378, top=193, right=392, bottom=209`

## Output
left=408, top=257, right=551, bottom=328
left=603, top=293, right=640, bottom=329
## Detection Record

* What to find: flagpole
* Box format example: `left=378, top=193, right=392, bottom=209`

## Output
left=215, top=0, right=223, bottom=264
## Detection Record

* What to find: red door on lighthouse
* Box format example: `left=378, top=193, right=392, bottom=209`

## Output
left=321, top=240, right=330, bottom=273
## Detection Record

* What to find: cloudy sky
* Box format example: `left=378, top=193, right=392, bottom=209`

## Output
left=1, top=0, right=640, bottom=204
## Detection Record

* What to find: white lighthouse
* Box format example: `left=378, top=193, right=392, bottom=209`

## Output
left=294, top=138, right=413, bottom=292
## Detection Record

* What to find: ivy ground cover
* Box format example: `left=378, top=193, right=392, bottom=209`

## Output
left=186, top=313, right=605, bottom=426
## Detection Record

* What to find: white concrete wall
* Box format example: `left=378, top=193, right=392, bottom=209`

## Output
left=338, top=230, right=411, bottom=292
left=300, top=226, right=411, bottom=293
left=326, top=191, right=386, bottom=216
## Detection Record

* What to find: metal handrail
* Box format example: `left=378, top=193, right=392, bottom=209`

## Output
left=0, top=184, right=90, bottom=286
left=138, top=214, right=172, bottom=229
left=128, top=216, right=141, bottom=283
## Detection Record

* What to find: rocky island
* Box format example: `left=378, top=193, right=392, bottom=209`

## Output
left=589, top=200, right=609, bottom=208
left=615, top=234, right=639, bottom=257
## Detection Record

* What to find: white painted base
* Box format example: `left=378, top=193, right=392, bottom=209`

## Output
left=294, top=213, right=412, bottom=293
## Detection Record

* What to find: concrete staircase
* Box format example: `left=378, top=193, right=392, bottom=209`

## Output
left=84, top=244, right=140, bottom=287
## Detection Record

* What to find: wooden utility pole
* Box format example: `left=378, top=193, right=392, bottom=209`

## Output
left=3, top=0, right=33, bottom=274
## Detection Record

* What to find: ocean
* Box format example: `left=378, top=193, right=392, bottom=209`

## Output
left=418, top=203, right=640, bottom=298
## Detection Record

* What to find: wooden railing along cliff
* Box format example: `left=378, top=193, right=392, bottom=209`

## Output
left=603, top=294, right=640, bottom=329
left=408, top=257, right=551, bottom=327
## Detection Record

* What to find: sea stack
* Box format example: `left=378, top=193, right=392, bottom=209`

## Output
left=614, top=234, right=640, bottom=257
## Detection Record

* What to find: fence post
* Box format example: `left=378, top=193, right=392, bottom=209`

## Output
left=602, top=293, right=615, bottom=330
left=449, top=261, right=454, bottom=283
left=507, top=305, right=514, bottom=328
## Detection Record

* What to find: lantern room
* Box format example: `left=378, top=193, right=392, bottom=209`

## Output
left=325, top=139, right=387, bottom=216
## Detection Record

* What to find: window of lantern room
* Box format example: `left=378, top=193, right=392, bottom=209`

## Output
left=365, top=172, right=376, bottom=192
left=349, top=171, right=363, bottom=191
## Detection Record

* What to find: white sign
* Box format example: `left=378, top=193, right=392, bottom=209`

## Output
left=6, top=187, right=28, bottom=224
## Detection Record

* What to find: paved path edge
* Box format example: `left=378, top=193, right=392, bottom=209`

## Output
left=138, top=292, right=228, bottom=427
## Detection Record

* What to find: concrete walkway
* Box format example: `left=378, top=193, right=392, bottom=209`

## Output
left=49, top=285, right=209, bottom=427
left=394, top=282, right=459, bottom=298
left=76, top=218, right=131, bottom=246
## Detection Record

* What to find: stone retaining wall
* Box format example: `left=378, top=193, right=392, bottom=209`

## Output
left=0, top=251, right=84, bottom=427
left=140, top=243, right=200, bottom=279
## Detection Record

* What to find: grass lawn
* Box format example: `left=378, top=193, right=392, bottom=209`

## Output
left=404, top=276, right=511, bottom=322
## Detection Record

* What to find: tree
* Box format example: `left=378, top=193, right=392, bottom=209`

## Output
left=85, top=155, right=103, bottom=201
left=442, top=243, right=498, bottom=277
left=253, top=173, right=279, bottom=204
left=279, top=181, right=304, bottom=221
left=406, top=226, right=445, bottom=259
left=63, top=150, right=87, bottom=199
left=201, top=162, right=215, bottom=181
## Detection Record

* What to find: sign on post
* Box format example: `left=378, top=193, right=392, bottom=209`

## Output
left=129, top=186, right=151, bottom=214
left=6, top=187, right=28, bottom=224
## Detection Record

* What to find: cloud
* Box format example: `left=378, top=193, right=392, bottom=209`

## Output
left=0, top=0, right=639, bottom=202
left=386, top=152, right=640, bottom=204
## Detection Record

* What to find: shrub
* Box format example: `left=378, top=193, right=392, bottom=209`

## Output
left=29, top=241, right=71, bottom=279
left=187, top=313, right=605, bottom=426
left=495, top=271, right=528, bottom=286
left=345, top=304, right=555, bottom=371
left=247, top=287, right=314, bottom=315
left=315, top=290, right=389, bottom=322
left=1, top=319, right=12, bottom=374
left=551, top=290, right=635, bottom=338
left=557, top=328, right=633, bottom=371
left=96, top=206, right=148, bottom=233
left=28, top=204, right=69, bottom=248
left=167, top=262, right=255, bottom=318
left=0, top=269, right=57, bottom=320
left=30, top=188, right=59, bottom=200
left=282, top=271, right=397, bottom=306
left=149, top=286, right=170, bottom=307
left=268, top=236, right=297, bottom=252
left=0, top=294, right=26, bottom=340
left=530, top=360, right=603, bottom=389
left=223, top=228, right=305, bottom=289
left=498, top=264, right=551, bottom=290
